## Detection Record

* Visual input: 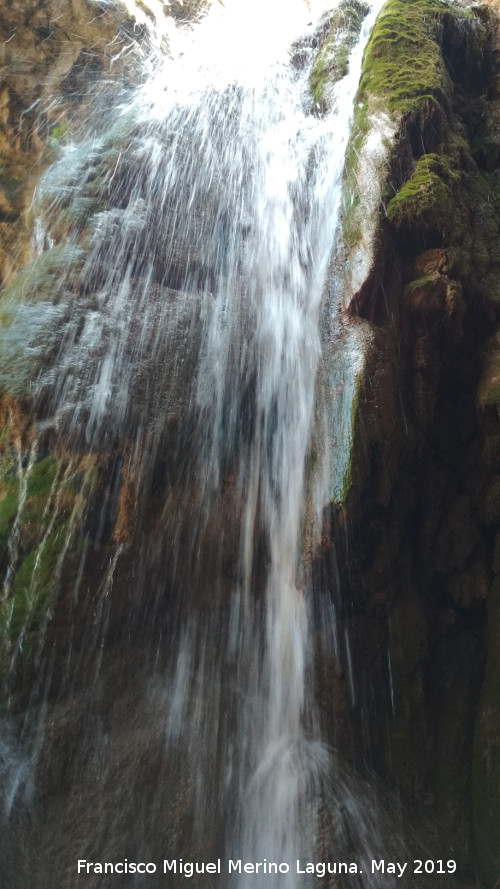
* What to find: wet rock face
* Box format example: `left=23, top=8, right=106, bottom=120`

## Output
left=0, top=4, right=151, bottom=696
left=0, top=3, right=150, bottom=697
left=0, top=1, right=146, bottom=288
left=0, top=0, right=270, bottom=726
left=315, top=0, right=500, bottom=884
left=305, top=0, right=370, bottom=113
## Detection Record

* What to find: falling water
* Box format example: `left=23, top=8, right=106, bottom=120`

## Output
left=0, top=0, right=397, bottom=885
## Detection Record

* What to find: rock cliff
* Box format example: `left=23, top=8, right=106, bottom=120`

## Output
left=0, top=0, right=208, bottom=287
left=311, top=0, right=500, bottom=884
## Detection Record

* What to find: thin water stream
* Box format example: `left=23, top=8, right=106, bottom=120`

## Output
left=0, top=1, right=397, bottom=885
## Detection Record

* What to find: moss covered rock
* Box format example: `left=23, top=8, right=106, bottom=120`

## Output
left=309, top=0, right=370, bottom=113
left=324, top=0, right=500, bottom=883
left=387, top=153, right=460, bottom=235
left=0, top=454, right=76, bottom=671
left=359, top=0, right=462, bottom=115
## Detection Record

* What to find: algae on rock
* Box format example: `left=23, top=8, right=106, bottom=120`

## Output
left=386, top=153, right=459, bottom=234
left=309, top=0, right=370, bottom=113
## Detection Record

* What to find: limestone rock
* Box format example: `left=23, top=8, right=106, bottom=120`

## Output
left=0, top=0, right=147, bottom=288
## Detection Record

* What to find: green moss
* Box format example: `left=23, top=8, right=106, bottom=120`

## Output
left=305, top=442, right=319, bottom=480
left=341, top=0, right=473, bottom=247
left=358, top=0, right=470, bottom=116
left=26, top=456, right=58, bottom=499
left=0, top=457, right=59, bottom=567
left=0, top=478, right=20, bottom=553
left=310, top=52, right=327, bottom=110
left=404, top=272, right=439, bottom=294
left=49, top=122, right=69, bottom=144
left=49, top=196, right=100, bottom=243
left=37, top=112, right=136, bottom=244
left=83, top=153, right=121, bottom=199
left=341, top=100, right=371, bottom=248
left=341, top=189, right=362, bottom=250
left=12, top=523, right=66, bottom=599
left=0, top=454, right=81, bottom=569
left=21, top=458, right=67, bottom=544
left=346, top=98, right=370, bottom=174
left=0, top=437, right=17, bottom=480
left=310, top=43, right=348, bottom=109
left=309, top=1, right=370, bottom=111
left=0, top=522, right=73, bottom=658
left=386, top=152, right=459, bottom=232
left=0, top=452, right=84, bottom=668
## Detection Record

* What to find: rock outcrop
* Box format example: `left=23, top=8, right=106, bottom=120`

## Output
left=0, top=0, right=210, bottom=289
left=0, top=1, right=150, bottom=288
left=311, top=0, right=500, bottom=884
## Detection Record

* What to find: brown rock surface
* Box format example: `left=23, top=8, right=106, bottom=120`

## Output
left=0, top=0, right=144, bottom=287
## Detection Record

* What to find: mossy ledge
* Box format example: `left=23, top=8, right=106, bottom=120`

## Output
left=358, top=0, right=471, bottom=116
left=386, top=152, right=460, bottom=234
left=341, top=0, right=483, bottom=254
left=309, top=0, right=370, bottom=113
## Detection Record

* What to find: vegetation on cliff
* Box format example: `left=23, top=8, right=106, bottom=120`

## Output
left=319, top=0, right=500, bottom=885
left=386, top=153, right=459, bottom=233
left=358, top=0, right=469, bottom=113
left=309, top=0, right=370, bottom=112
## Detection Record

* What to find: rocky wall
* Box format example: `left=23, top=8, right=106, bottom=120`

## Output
left=0, top=0, right=210, bottom=289
left=312, top=0, right=500, bottom=884
left=0, top=1, right=151, bottom=287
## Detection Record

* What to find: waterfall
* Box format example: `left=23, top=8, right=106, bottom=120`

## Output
left=0, top=1, right=396, bottom=886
